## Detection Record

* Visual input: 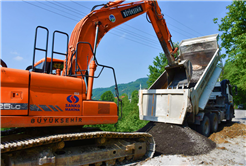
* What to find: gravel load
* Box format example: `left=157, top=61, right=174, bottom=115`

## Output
left=138, top=122, right=216, bottom=156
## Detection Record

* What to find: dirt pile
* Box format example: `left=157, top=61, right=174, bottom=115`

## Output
left=138, top=122, right=216, bottom=156
left=209, top=123, right=246, bottom=144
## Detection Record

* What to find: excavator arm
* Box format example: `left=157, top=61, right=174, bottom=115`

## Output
left=65, top=0, right=178, bottom=100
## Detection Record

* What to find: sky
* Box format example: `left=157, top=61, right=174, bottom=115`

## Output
left=1, top=0, right=232, bottom=89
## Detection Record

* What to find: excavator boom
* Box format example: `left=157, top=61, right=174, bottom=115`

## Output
left=65, top=0, right=178, bottom=100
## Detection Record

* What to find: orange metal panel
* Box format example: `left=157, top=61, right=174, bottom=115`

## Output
left=1, top=116, right=118, bottom=128
left=0, top=67, right=29, bottom=115
left=29, top=72, right=86, bottom=117
left=83, top=100, right=117, bottom=116
left=34, top=57, right=64, bottom=67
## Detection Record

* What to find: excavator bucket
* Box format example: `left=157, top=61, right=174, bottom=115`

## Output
left=149, top=59, right=192, bottom=90
left=165, top=59, right=192, bottom=89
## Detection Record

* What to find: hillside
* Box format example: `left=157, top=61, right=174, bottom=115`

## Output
left=92, top=78, right=148, bottom=100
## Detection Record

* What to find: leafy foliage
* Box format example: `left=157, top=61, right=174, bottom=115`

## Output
left=100, top=91, right=114, bottom=101
left=147, top=42, right=179, bottom=87
left=213, top=1, right=246, bottom=61
left=92, top=78, right=148, bottom=100
left=221, top=61, right=246, bottom=105
left=147, top=53, right=168, bottom=87
left=84, top=90, right=148, bottom=132
left=214, top=1, right=246, bottom=105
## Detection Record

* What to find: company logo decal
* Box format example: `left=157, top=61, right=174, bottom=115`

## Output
left=109, top=14, right=116, bottom=23
left=67, top=95, right=79, bottom=103
left=121, top=5, right=143, bottom=18
left=66, top=95, right=80, bottom=111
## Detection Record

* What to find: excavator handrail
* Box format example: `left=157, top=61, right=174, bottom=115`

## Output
left=70, top=41, right=123, bottom=121
left=32, top=26, right=49, bottom=73
left=50, top=30, right=69, bottom=76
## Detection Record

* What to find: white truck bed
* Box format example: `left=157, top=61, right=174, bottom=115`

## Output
left=139, top=34, right=221, bottom=124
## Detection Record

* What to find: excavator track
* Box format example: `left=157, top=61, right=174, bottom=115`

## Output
left=1, top=131, right=155, bottom=166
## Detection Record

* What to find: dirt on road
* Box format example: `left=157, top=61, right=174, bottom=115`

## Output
left=209, top=122, right=246, bottom=144
left=137, top=121, right=246, bottom=166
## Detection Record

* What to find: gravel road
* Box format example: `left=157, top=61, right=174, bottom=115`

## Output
left=233, top=109, right=246, bottom=124
left=135, top=109, right=246, bottom=166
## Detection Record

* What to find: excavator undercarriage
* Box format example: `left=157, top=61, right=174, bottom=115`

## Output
left=1, top=127, right=155, bottom=166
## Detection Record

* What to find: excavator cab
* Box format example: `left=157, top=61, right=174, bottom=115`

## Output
left=26, top=57, right=64, bottom=75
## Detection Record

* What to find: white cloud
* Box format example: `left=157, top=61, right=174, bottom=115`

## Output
left=10, top=51, right=20, bottom=55
left=11, top=51, right=23, bottom=61
left=120, top=33, right=127, bottom=39
left=14, top=56, right=23, bottom=61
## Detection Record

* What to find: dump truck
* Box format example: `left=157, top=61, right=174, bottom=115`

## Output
left=139, top=34, right=237, bottom=136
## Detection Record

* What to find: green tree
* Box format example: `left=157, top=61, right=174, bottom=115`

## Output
left=213, top=1, right=246, bottom=61
left=85, top=91, right=148, bottom=132
left=221, top=61, right=246, bottom=105
left=100, top=90, right=114, bottom=101
left=147, top=42, right=179, bottom=87
left=131, top=90, right=138, bottom=104
left=214, top=1, right=246, bottom=105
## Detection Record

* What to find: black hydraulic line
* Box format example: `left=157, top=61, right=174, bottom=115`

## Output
left=0, top=59, right=7, bottom=67
left=91, top=4, right=106, bottom=11
left=93, top=24, right=99, bottom=60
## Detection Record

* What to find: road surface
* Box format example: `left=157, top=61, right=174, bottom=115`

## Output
left=233, top=109, right=246, bottom=124
left=135, top=109, right=246, bottom=166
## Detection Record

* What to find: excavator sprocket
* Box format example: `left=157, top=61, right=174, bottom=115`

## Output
left=1, top=130, right=155, bottom=166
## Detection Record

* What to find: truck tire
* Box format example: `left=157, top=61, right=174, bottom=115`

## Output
left=197, top=115, right=210, bottom=137
left=209, top=113, right=218, bottom=133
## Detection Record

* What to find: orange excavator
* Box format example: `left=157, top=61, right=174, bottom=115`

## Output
left=1, top=0, right=188, bottom=165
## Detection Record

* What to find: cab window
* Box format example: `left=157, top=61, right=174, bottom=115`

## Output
left=51, top=62, right=64, bottom=75
left=213, top=87, right=221, bottom=92
left=229, top=85, right=233, bottom=95
left=35, top=62, right=44, bottom=70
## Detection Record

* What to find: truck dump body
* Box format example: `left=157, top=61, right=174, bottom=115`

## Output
left=139, top=34, right=221, bottom=124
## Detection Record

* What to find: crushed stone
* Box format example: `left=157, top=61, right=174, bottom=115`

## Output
left=138, top=122, right=216, bottom=156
